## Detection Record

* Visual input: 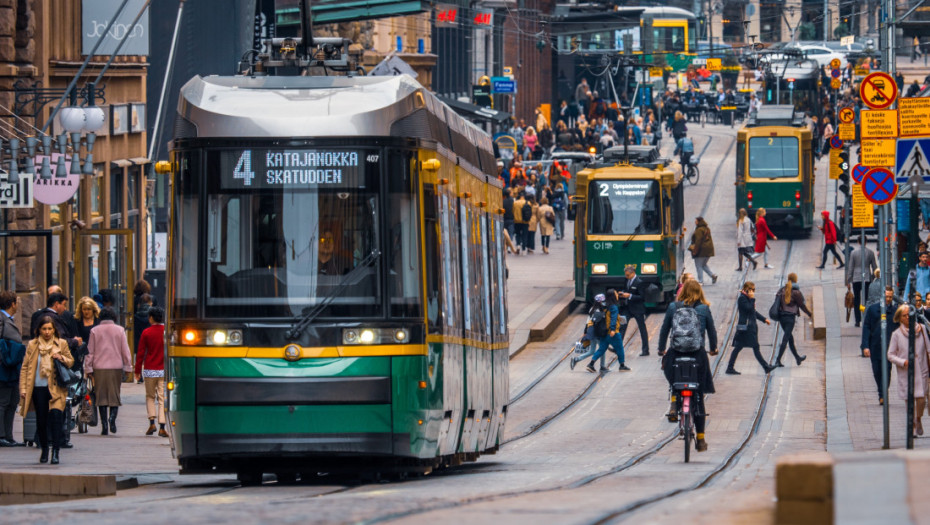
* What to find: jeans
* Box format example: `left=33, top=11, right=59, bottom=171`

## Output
left=573, top=330, right=606, bottom=368
left=514, top=223, right=528, bottom=250
left=0, top=382, right=18, bottom=441
left=591, top=332, right=625, bottom=364
left=851, top=282, right=870, bottom=324
left=820, top=243, right=844, bottom=266
left=693, top=256, right=715, bottom=283
left=526, top=229, right=536, bottom=251
left=504, top=219, right=515, bottom=240
left=755, top=247, right=770, bottom=266
left=554, top=208, right=566, bottom=239
left=144, top=377, right=166, bottom=424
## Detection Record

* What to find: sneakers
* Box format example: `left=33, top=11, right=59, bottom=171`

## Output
left=617, top=364, right=631, bottom=371
left=158, top=428, right=169, bottom=438
left=585, top=363, right=596, bottom=373
left=600, top=367, right=610, bottom=373
left=569, top=356, right=577, bottom=371
left=764, top=264, right=775, bottom=269
left=712, top=274, right=718, bottom=284
left=725, top=368, right=740, bottom=375
left=695, top=438, right=708, bottom=452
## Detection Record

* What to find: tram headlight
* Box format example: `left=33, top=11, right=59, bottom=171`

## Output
left=641, top=263, right=658, bottom=275
left=359, top=329, right=376, bottom=344
left=342, top=328, right=412, bottom=345
left=592, top=263, right=608, bottom=274
left=205, top=329, right=243, bottom=346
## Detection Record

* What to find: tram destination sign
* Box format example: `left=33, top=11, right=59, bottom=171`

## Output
left=219, top=149, right=373, bottom=190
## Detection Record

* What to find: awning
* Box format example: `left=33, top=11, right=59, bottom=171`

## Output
left=436, top=96, right=511, bottom=125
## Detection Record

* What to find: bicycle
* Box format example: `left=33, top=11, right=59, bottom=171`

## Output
left=684, top=156, right=700, bottom=185
left=669, top=356, right=701, bottom=463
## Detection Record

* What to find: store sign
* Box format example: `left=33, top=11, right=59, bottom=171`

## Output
left=0, top=170, right=34, bottom=208
left=148, top=232, right=168, bottom=270
left=82, top=0, right=149, bottom=56
left=473, top=9, right=493, bottom=26
left=33, top=154, right=80, bottom=205
left=435, top=4, right=458, bottom=27
left=219, top=149, right=374, bottom=190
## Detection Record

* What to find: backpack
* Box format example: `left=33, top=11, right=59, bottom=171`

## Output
left=590, top=307, right=608, bottom=338
left=832, top=220, right=846, bottom=243
left=669, top=302, right=702, bottom=353
left=769, top=292, right=782, bottom=320
left=521, top=202, right=533, bottom=222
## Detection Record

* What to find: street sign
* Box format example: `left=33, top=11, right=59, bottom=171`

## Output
left=860, top=109, right=898, bottom=138
left=33, top=154, right=79, bottom=205
left=503, top=66, right=513, bottom=77
left=861, top=139, right=896, bottom=167
left=829, top=148, right=846, bottom=180
left=862, top=167, right=898, bottom=205
left=838, top=122, right=856, bottom=141
left=851, top=183, right=874, bottom=228
left=860, top=72, right=898, bottom=110
left=491, top=77, right=516, bottom=94
left=831, top=78, right=842, bottom=90
left=649, top=67, right=664, bottom=77
left=895, top=138, right=930, bottom=183
left=830, top=136, right=844, bottom=149
left=831, top=68, right=841, bottom=79
left=852, top=163, right=870, bottom=183
left=0, top=170, right=33, bottom=208
left=830, top=58, right=842, bottom=70
left=839, top=107, right=856, bottom=123
left=692, top=58, right=707, bottom=66
left=898, top=98, right=930, bottom=137
left=841, top=35, right=855, bottom=46
left=706, top=58, right=721, bottom=71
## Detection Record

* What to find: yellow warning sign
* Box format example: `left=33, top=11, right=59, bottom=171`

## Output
left=831, top=78, right=842, bottom=90
left=649, top=67, right=664, bottom=77
left=830, top=58, right=842, bottom=70
left=899, top=97, right=930, bottom=137
left=851, top=183, right=874, bottom=228
left=860, top=109, right=898, bottom=138
left=855, top=68, right=869, bottom=77
left=829, top=148, right=843, bottom=180
left=706, top=58, right=722, bottom=71
left=839, top=107, right=856, bottom=123
left=861, top=139, right=896, bottom=167
left=838, top=122, right=856, bottom=141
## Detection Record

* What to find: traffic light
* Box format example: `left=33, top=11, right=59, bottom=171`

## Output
left=837, top=150, right=851, bottom=197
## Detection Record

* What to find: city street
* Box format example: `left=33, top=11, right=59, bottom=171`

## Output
left=4, top=120, right=920, bottom=524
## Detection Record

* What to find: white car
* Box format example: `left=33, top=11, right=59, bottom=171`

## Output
left=760, top=44, right=847, bottom=69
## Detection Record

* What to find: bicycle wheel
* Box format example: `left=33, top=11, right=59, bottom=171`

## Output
left=691, top=165, right=700, bottom=185
left=682, top=411, right=692, bottom=463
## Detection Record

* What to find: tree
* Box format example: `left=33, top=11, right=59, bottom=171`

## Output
left=798, top=22, right=817, bottom=41
left=833, top=24, right=851, bottom=39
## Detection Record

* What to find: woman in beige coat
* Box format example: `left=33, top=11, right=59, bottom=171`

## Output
left=19, top=315, right=74, bottom=465
left=887, top=304, right=930, bottom=436
left=536, top=197, right=556, bottom=254
left=525, top=196, right=540, bottom=254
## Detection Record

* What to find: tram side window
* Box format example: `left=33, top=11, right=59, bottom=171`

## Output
left=423, top=185, right=442, bottom=333
left=171, top=151, right=199, bottom=319
left=736, top=142, right=745, bottom=181
left=480, top=214, right=492, bottom=338
left=440, top=193, right=460, bottom=330
left=748, top=137, right=800, bottom=179
left=653, top=26, right=685, bottom=53
left=387, top=151, right=422, bottom=318
left=460, top=203, right=472, bottom=331
left=494, top=220, right=508, bottom=337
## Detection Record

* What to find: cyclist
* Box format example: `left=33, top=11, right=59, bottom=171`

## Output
left=674, top=133, right=695, bottom=172
left=657, top=280, right=717, bottom=452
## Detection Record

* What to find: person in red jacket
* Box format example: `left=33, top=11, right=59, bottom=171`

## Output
left=753, top=208, right=778, bottom=269
left=134, top=306, right=167, bottom=437
left=816, top=210, right=845, bottom=269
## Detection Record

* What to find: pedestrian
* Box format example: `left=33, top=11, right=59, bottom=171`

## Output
left=821, top=118, right=834, bottom=157
left=675, top=272, right=695, bottom=301
left=657, top=279, right=717, bottom=452
left=19, top=316, right=73, bottom=464
left=85, top=307, right=132, bottom=436
left=773, top=273, right=812, bottom=367
left=524, top=126, right=538, bottom=160
left=587, top=289, right=629, bottom=372
left=914, top=36, right=923, bottom=61
left=816, top=210, right=845, bottom=269
left=726, top=281, right=775, bottom=374
left=502, top=188, right=515, bottom=240
left=689, top=217, right=718, bottom=284
left=862, top=287, right=899, bottom=405
left=502, top=228, right=519, bottom=255
left=74, top=296, right=100, bottom=346
left=134, top=307, right=168, bottom=437
left=754, top=208, right=777, bottom=269
left=570, top=294, right=610, bottom=371
left=866, top=269, right=883, bottom=306
left=30, top=292, right=81, bottom=348
left=550, top=182, right=567, bottom=240
left=736, top=208, right=758, bottom=271
left=0, top=291, right=25, bottom=447
left=525, top=195, right=539, bottom=254
left=513, top=191, right=529, bottom=253
left=133, top=278, right=153, bottom=311
left=904, top=251, right=930, bottom=301
left=133, top=293, right=154, bottom=379
left=672, top=111, right=687, bottom=141
left=620, top=265, right=649, bottom=356
left=536, top=197, right=555, bottom=254
left=845, top=239, right=878, bottom=326
left=887, top=304, right=930, bottom=436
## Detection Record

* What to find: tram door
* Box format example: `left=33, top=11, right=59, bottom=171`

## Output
left=74, top=229, right=135, bottom=342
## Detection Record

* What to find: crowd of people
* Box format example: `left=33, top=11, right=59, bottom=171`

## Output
left=0, top=280, right=166, bottom=466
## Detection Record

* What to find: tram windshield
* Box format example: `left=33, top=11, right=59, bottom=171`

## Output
left=201, top=148, right=385, bottom=318
left=587, top=179, right=661, bottom=235
left=748, top=137, right=800, bottom=179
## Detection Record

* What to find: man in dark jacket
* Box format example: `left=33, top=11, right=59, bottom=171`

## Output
left=861, top=286, right=900, bottom=405
left=502, top=188, right=515, bottom=240
left=620, top=265, right=649, bottom=355
left=30, top=292, right=81, bottom=348
left=0, top=290, right=24, bottom=447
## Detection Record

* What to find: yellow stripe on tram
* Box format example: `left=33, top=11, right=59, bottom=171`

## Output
left=168, top=344, right=429, bottom=358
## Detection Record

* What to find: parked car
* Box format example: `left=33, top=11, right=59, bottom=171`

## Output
left=759, top=43, right=847, bottom=68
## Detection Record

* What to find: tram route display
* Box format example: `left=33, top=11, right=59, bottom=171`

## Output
left=221, top=149, right=370, bottom=188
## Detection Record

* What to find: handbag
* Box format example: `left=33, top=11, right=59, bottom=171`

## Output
left=54, top=358, right=80, bottom=388
left=844, top=290, right=855, bottom=322
left=769, top=293, right=782, bottom=320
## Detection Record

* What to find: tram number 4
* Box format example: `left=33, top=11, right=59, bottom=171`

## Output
left=233, top=150, right=256, bottom=186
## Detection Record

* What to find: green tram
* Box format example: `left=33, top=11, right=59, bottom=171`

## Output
left=573, top=146, right=685, bottom=306
left=164, top=74, right=509, bottom=481
left=735, top=105, right=815, bottom=233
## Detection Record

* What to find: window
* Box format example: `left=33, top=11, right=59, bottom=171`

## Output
left=653, top=26, right=686, bottom=53
left=460, top=203, right=471, bottom=331
left=736, top=142, right=745, bottom=181
left=171, top=151, right=199, bottom=319
left=386, top=150, right=422, bottom=318
left=423, top=184, right=442, bottom=333
left=748, top=137, right=800, bottom=179
left=587, top=180, right=661, bottom=235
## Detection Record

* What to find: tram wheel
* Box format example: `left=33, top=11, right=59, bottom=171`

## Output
left=237, top=470, right=263, bottom=487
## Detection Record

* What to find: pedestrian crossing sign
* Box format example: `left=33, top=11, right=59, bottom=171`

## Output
left=895, top=138, right=930, bottom=183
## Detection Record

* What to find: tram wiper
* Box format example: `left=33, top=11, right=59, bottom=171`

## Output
left=622, top=224, right=643, bottom=248
left=285, top=249, right=382, bottom=340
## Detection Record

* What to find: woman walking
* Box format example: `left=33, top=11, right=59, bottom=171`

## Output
left=525, top=196, right=539, bottom=254
left=19, top=316, right=74, bottom=464
left=726, top=282, right=775, bottom=374
left=536, top=197, right=555, bottom=254
left=86, top=307, right=132, bottom=435
left=773, top=273, right=813, bottom=366
left=689, top=217, right=718, bottom=284
left=816, top=210, right=844, bottom=269
left=657, top=280, right=717, bottom=451
left=754, top=208, right=777, bottom=269
left=736, top=209, right=757, bottom=271
left=888, top=305, right=930, bottom=436
left=75, top=296, right=100, bottom=348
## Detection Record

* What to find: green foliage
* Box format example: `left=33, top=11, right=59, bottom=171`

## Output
left=798, top=22, right=817, bottom=41
left=833, top=24, right=851, bottom=39
left=722, top=52, right=740, bottom=67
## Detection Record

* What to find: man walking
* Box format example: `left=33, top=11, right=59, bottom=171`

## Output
left=845, top=239, right=878, bottom=327
left=904, top=251, right=930, bottom=301
left=861, top=287, right=900, bottom=405
left=620, top=265, right=650, bottom=356
left=0, top=291, right=24, bottom=447
left=513, top=191, right=530, bottom=253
